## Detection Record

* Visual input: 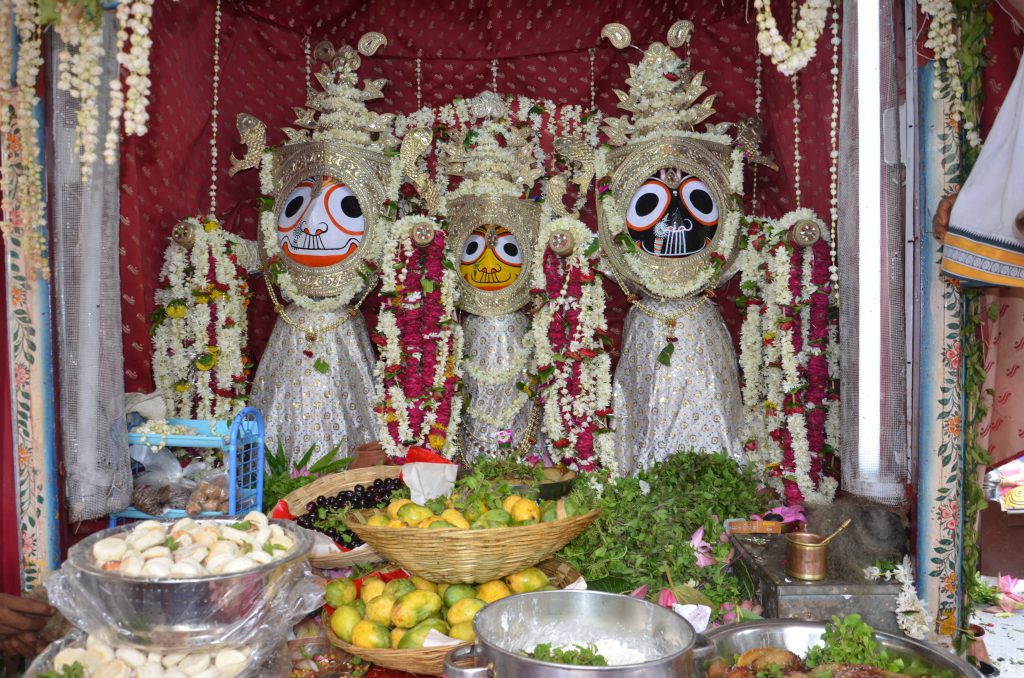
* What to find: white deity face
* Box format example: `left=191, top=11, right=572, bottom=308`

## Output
left=276, top=175, right=365, bottom=268
left=625, top=167, right=719, bottom=258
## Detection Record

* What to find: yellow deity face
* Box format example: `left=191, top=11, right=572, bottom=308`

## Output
left=459, top=224, right=523, bottom=291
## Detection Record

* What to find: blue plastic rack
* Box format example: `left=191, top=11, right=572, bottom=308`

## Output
left=109, top=406, right=266, bottom=528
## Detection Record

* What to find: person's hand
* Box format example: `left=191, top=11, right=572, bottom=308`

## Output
left=0, top=592, right=53, bottom=657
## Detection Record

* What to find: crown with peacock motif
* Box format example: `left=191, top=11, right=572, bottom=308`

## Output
left=600, top=21, right=718, bottom=147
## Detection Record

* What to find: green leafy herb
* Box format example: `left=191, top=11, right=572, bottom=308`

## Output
left=755, top=665, right=784, bottom=678
left=263, top=541, right=287, bottom=555
left=37, top=662, right=85, bottom=678
left=228, top=521, right=253, bottom=531
left=164, top=536, right=179, bottom=552
left=421, top=278, right=435, bottom=293
left=558, top=452, right=766, bottom=612
left=656, top=341, right=675, bottom=366
left=314, top=358, right=330, bottom=374
left=805, top=615, right=955, bottom=678
left=526, top=643, right=607, bottom=666
left=262, top=440, right=351, bottom=511
left=583, top=237, right=601, bottom=257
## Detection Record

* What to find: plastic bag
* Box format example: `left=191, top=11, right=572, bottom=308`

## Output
left=25, top=628, right=293, bottom=677
left=128, top=446, right=195, bottom=515
left=45, top=523, right=324, bottom=652
left=186, top=471, right=230, bottom=515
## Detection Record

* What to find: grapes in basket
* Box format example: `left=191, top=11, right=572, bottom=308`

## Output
left=293, top=477, right=403, bottom=549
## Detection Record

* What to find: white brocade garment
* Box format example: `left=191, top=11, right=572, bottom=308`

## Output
left=612, top=295, right=743, bottom=474
left=252, top=304, right=378, bottom=465
left=461, top=312, right=543, bottom=461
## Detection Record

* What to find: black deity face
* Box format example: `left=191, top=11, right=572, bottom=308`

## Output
left=625, top=167, right=719, bottom=257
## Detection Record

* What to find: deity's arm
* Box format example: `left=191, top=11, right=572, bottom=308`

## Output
left=171, top=220, right=262, bottom=274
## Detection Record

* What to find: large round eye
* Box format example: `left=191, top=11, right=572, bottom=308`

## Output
left=626, top=180, right=671, bottom=232
left=323, top=181, right=364, bottom=236
left=493, top=233, right=522, bottom=266
left=680, top=177, right=719, bottom=226
left=462, top=234, right=486, bottom=265
left=277, top=178, right=315, bottom=231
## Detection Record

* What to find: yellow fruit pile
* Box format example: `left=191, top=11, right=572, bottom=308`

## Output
left=327, top=566, right=554, bottom=650
left=364, top=494, right=573, bottom=531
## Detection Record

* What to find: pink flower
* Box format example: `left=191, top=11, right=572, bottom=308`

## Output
left=290, top=466, right=309, bottom=479
left=690, top=526, right=718, bottom=568
left=13, top=363, right=29, bottom=387
left=999, top=575, right=1024, bottom=604
left=658, top=588, right=678, bottom=608
left=495, top=429, right=513, bottom=444
left=628, top=585, right=649, bottom=599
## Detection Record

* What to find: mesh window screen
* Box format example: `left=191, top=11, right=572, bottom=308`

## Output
left=49, top=14, right=132, bottom=521
left=838, top=0, right=910, bottom=505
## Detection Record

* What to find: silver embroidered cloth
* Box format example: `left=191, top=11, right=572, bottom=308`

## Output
left=460, top=312, right=543, bottom=461
left=252, top=305, right=377, bottom=465
left=612, top=295, right=743, bottom=474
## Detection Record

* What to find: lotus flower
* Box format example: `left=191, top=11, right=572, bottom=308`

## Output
left=628, top=585, right=649, bottom=599
left=994, top=575, right=1024, bottom=613
left=658, top=588, right=678, bottom=608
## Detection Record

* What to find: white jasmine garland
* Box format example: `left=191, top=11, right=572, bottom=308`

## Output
left=152, top=217, right=252, bottom=420
left=753, top=0, right=830, bottom=76
left=864, top=555, right=930, bottom=640
left=919, top=0, right=966, bottom=129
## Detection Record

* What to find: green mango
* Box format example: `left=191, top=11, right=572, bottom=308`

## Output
left=397, top=617, right=450, bottom=649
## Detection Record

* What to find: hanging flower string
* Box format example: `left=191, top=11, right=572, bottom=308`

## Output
left=737, top=211, right=839, bottom=505
left=373, top=217, right=463, bottom=458
left=528, top=217, right=615, bottom=473
left=151, top=217, right=253, bottom=420
left=753, top=0, right=830, bottom=76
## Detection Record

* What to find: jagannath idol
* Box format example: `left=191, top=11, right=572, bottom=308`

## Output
left=595, top=22, right=748, bottom=473
left=228, top=35, right=398, bottom=464
left=442, top=93, right=546, bottom=461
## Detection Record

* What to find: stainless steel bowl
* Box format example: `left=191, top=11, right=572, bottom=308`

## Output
left=697, top=619, right=982, bottom=678
left=46, top=519, right=314, bottom=649
left=445, top=590, right=698, bottom=677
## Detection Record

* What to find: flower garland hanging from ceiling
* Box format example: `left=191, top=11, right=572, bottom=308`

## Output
left=34, top=0, right=158, bottom=181
left=753, top=0, right=830, bottom=76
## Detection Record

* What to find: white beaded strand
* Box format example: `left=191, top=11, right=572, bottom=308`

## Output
left=491, top=57, right=499, bottom=92
left=208, top=0, right=222, bottom=215
left=828, top=4, right=840, bottom=289
left=589, top=47, right=596, bottom=111
left=303, top=31, right=311, bottom=91
left=752, top=42, right=763, bottom=214
left=416, top=56, right=423, bottom=110
left=790, top=0, right=801, bottom=211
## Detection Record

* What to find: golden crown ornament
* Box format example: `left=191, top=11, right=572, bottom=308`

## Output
left=596, top=21, right=751, bottom=300
left=442, top=92, right=544, bottom=317
left=230, top=33, right=399, bottom=302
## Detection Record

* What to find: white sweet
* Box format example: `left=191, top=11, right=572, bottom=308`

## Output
left=207, top=541, right=239, bottom=559
left=175, top=544, right=208, bottom=564
left=141, top=558, right=172, bottom=578
left=53, top=648, right=87, bottom=671
left=165, top=671, right=188, bottom=678
left=119, top=555, right=145, bottom=576
left=191, top=668, right=223, bottom=678
left=178, top=653, right=211, bottom=675
left=243, top=511, right=268, bottom=528
left=141, top=545, right=172, bottom=560
left=170, top=560, right=204, bottom=578
left=101, top=659, right=133, bottom=678
left=115, top=646, right=148, bottom=668
left=146, top=651, right=163, bottom=664
left=247, top=550, right=272, bottom=565
left=127, top=528, right=166, bottom=552
left=193, top=526, right=220, bottom=547
left=205, top=552, right=235, bottom=574
left=92, top=537, right=128, bottom=564
left=171, top=517, right=197, bottom=534
left=163, top=651, right=186, bottom=667
left=220, top=556, right=256, bottom=574
left=137, top=662, right=165, bottom=678
left=83, top=643, right=114, bottom=663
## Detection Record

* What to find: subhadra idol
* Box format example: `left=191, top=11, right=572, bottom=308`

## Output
left=596, top=22, right=747, bottom=473
left=229, top=35, right=398, bottom=464
left=444, top=94, right=545, bottom=461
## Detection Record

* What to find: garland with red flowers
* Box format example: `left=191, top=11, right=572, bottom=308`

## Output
left=528, top=217, right=615, bottom=473
left=737, top=212, right=839, bottom=504
left=374, top=217, right=463, bottom=458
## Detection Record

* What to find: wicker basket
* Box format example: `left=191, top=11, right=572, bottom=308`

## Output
left=346, top=508, right=599, bottom=583
left=322, top=558, right=581, bottom=676
left=282, top=466, right=403, bottom=569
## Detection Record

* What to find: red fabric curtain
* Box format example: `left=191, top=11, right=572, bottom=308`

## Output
left=0, top=234, right=21, bottom=595
left=119, top=0, right=837, bottom=392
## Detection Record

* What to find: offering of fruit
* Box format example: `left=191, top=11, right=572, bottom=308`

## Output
left=293, top=477, right=404, bottom=549
left=325, top=565, right=554, bottom=650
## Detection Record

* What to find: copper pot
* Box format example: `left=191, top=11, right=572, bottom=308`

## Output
left=785, top=532, right=828, bottom=581
left=350, top=442, right=386, bottom=469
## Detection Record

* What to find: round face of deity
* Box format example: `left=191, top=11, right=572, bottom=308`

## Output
left=625, top=167, right=719, bottom=258
left=276, top=175, right=365, bottom=268
left=459, top=224, right=523, bottom=292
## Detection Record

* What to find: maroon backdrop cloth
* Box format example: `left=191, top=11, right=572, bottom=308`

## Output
left=119, top=0, right=837, bottom=393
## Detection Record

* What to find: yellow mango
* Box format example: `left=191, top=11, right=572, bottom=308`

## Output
left=447, top=597, right=486, bottom=626
left=387, top=498, right=412, bottom=520
left=397, top=502, right=434, bottom=525
left=350, top=619, right=390, bottom=649
left=390, top=627, right=406, bottom=649
left=329, top=605, right=362, bottom=644
left=397, top=618, right=450, bottom=649
left=441, top=508, right=470, bottom=529
left=476, top=580, right=511, bottom=604
left=367, top=514, right=391, bottom=527
left=505, top=567, right=549, bottom=594
left=410, top=575, right=437, bottom=592
left=510, top=498, right=540, bottom=523
left=360, top=576, right=386, bottom=604
left=391, top=589, right=443, bottom=629
left=449, top=621, right=476, bottom=643
left=365, top=594, right=396, bottom=626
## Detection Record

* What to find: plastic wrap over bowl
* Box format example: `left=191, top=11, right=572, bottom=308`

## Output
left=46, top=519, right=320, bottom=650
